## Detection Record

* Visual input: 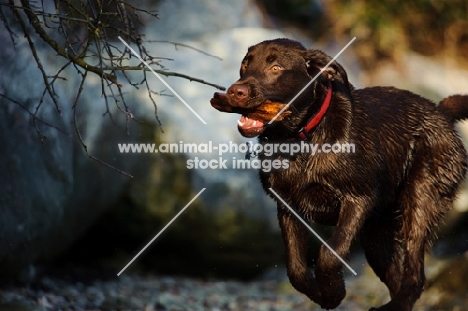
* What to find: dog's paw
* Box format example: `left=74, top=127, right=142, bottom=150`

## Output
left=315, top=248, right=346, bottom=309
left=315, top=270, right=345, bottom=309
left=317, top=277, right=346, bottom=310
left=368, top=302, right=411, bottom=311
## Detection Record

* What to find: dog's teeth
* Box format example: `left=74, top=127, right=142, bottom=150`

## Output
left=238, top=120, right=244, bottom=126
left=253, top=120, right=257, bottom=126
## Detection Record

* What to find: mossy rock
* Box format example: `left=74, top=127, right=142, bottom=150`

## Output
left=57, top=120, right=283, bottom=280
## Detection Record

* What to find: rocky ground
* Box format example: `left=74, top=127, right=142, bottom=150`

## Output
left=1, top=254, right=466, bottom=311
left=0, top=273, right=385, bottom=311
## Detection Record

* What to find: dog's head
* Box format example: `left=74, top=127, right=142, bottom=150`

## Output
left=211, top=38, right=351, bottom=139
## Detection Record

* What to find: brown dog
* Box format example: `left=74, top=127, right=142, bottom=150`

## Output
left=211, top=38, right=468, bottom=310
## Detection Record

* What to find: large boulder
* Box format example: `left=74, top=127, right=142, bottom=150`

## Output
left=0, top=24, right=140, bottom=281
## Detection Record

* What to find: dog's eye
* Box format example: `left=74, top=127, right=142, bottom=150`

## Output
left=241, top=63, right=248, bottom=71
left=270, top=65, right=282, bottom=71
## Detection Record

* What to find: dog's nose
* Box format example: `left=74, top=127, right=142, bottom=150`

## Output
left=227, top=84, right=249, bottom=105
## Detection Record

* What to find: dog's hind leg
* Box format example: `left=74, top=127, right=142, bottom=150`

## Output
left=277, top=206, right=322, bottom=305
left=369, top=171, right=456, bottom=310
left=368, top=195, right=428, bottom=310
left=360, top=209, right=404, bottom=302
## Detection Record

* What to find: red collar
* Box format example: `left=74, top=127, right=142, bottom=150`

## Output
left=298, top=82, right=332, bottom=139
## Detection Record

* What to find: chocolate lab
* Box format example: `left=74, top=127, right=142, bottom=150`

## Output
left=211, top=38, right=468, bottom=310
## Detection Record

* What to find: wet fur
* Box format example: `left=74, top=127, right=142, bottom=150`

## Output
left=218, top=39, right=468, bottom=310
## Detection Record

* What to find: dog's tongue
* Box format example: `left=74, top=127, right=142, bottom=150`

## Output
left=237, top=115, right=264, bottom=130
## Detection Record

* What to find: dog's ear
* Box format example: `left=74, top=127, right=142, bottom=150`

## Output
left=307, top=62, right=337, bottom=80
left=304, top=49, right=350, bottom=86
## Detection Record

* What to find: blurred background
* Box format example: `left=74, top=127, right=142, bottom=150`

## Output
left=1, top=0, right=468, bottom=310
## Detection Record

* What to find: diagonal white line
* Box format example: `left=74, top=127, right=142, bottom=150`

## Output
left=118, top=36, right=207, bottom=125
left=268, top=37, right=356, bottom=124
left=268, top=188, right=357, bottom=276
left=117, top=188, right=206, bottom=276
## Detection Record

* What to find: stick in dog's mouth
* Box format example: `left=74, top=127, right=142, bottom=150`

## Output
left=210, top=92, right=291, bottom=137
left=210, top=92, right=291, bottom=136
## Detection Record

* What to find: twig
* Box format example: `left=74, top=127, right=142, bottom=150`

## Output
left=1, top=0, right=226, bottom=176
left=104, top=65, right=225, bottom=90
left=17, top=0, right=122, bottom=86
left=116, top=0, right=158, bottom=19
left=156, top=69, right=226, bottom=91
left=143, top=69, right=164, bottom=132
left=11, top=0, right=62, bottom=115
left=0, top=4, right=16, bottom=45
left=0, top=93, right=69, bottom=136
left=72, top=70, right=134, bottom=178
left=148, top=40, right=223, bottom=61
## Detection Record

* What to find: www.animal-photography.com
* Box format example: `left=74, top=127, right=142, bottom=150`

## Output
left=1, top=1, right=468, bottom=310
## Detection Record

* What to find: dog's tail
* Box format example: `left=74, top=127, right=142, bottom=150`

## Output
left=438, top=95, right=468, bottom=122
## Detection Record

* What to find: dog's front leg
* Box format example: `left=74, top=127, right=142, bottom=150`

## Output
left=277, top=205, right=322, bottom=305
left=315, top=197, right=369, bottom=310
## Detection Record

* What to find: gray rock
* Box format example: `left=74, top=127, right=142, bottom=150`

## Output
left=0, top=19, right=138, bottom=280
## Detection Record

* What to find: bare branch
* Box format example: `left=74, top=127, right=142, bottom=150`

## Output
left=15, top=0, right=122, bottom=86
left=71, top=70, right=133, bottom=178
left=11, top=0, right=62, bottom=115
left=116, top=0, right=158, bottom=19
left=155, top=69, right=226, bottom=91
left=1, top=0, right=225, bottom=177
